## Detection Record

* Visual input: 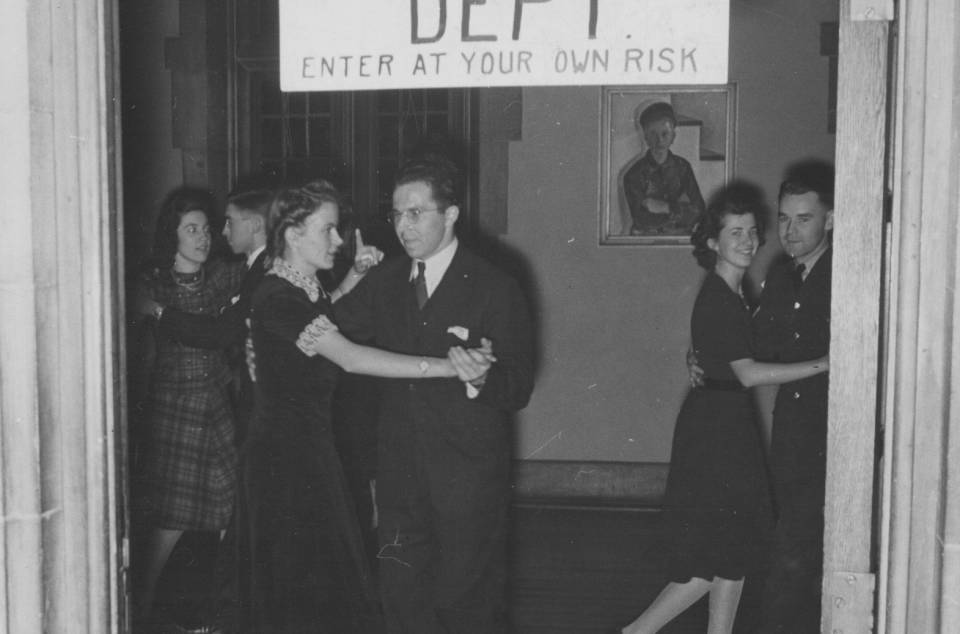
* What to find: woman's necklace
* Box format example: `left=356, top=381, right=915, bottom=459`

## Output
left=171, top=267, right=204, bottom=291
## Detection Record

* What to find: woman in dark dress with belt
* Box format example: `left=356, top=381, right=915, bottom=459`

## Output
left=241, top=182, right=492, bottom=633
left=621, top=197, right=828, bottom=634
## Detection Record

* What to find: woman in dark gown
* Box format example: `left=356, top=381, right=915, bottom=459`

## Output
left=241, top=182, right=493, bottom=633
left=622, top=196, right=828, bottom=634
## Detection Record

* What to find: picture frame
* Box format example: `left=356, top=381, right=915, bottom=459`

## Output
left=599, top=84, right=737, bottom=245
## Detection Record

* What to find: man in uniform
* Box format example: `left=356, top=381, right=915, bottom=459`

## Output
left=754, top=169, right=834, bottom=633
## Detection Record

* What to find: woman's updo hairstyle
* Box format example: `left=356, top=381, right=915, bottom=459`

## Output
left=690, top=186, right=765, bottom=271
left=267, top=179, right=341, bottom=258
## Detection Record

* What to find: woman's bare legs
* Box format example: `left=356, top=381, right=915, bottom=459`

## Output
left=621, top=575, right=745, bottom=634
left=136, top=527, right=184, bottom=620
left=707, top=576, right=745, bottom=634
left=621, top=577, right=712, bottom=634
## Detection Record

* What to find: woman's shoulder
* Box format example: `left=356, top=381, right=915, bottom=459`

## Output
left=252, top=273, right=290, bottom=301
left=252, top=273, right=321, bottom=309
left=697, top=271, right=727, bottom=297
left=695, top=272, right=741, bottom=312
left=252, top=275, right=330, bottom=334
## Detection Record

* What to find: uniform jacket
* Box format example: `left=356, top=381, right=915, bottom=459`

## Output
left=755, top=247, right=832, bottom=485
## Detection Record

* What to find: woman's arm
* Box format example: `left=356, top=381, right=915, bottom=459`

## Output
left=298, top=315, right=457, bottom=378
left=729, top=355, right=829, bottom=388
left=329, top=268, right=366, bottom=303
left=330, top=229, right=384, bottom=303
left=753, top=384, right=777, bottom=452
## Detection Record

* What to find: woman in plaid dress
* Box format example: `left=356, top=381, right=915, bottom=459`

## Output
left=134, top=187, right=245, bottom=621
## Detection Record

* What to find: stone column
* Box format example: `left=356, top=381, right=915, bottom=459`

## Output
left=0, top=0, right=121, bottom=632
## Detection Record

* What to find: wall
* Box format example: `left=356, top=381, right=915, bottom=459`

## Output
left=120, top=0, right=183, bottom=265
left=503, top=0, right=838, bottom=462
left=120, top=0, right=230, bottom=269
left=118, top=0, right=838, bottom=464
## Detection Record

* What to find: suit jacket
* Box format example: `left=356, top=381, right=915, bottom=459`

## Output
left=333, top=245, right=535, bottom=493
left=159, top=250, right=268, bottom=349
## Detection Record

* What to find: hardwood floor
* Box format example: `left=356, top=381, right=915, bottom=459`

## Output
left=509, top=505, right=705, bottom=633
left=150, top=503, right=763, bottom=633
left=508, top=504, right=763, bottom=634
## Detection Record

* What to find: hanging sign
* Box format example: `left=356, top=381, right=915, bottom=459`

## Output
left=279, top=0, right=729, bottom=91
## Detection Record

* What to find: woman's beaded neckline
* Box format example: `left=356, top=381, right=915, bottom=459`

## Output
left=269, top=258, right=323, bottom=302
left=171, top=267, right=204, bottom=290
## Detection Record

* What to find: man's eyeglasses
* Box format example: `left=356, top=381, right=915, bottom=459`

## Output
left=387, top=207, right=442, bottom=225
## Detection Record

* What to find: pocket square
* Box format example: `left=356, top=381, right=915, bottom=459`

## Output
left=446, top=326, right=470, bottom=341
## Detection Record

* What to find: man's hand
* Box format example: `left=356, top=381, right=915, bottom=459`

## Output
left=686, top=347, right=705, bottom=388
left=448, top=337, right=496, bottom=387
left=352, top=229, right=384, bottom=274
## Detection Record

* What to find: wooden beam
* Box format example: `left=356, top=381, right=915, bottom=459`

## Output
left=821, top=1, right=888, bottom=631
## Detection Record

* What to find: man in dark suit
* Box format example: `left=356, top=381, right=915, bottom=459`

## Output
left=335, top=156, right=536, bottom=634
left=754, top=171, right=833, bottom=633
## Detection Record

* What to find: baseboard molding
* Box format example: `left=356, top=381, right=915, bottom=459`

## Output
left=511, top=460, right=669, bottom=509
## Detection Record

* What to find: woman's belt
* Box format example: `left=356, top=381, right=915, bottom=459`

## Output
left=700, top=378, right=746, bottom=392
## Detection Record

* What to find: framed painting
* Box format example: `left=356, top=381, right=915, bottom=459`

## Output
left=599, top=84, right=737, bottom=245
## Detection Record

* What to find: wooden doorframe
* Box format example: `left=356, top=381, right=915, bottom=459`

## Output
left=877, top=0, right=960, bottom=631
left=831, top=0, right=960, bottom=631
left=821, top=0, right=890, bottom=631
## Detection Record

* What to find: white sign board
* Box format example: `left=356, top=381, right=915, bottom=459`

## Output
left=279, top=0, right=729, bottom=91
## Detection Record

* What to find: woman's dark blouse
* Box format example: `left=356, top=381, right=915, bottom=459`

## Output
left=244, top=272, right=378, bottom=632
left=691, top=271, right=754, bottom=380
left=248, top=275, right=340, bottom=444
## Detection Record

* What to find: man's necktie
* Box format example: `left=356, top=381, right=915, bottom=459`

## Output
left=792, top=263, right=806, bottom=289
left=414, top=261, right=428, bottom=309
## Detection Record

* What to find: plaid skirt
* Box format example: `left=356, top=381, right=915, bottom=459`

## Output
left=143, top=384, right=238, bottom=530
